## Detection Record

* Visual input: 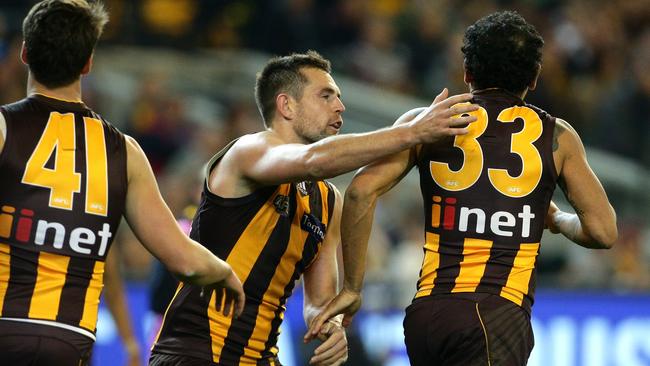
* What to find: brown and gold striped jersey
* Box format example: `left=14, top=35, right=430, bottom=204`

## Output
left=0, top=94, right=127, bottom=339
left=415, top=89, right=557, bottom=313
left=153, top=141, right=336, bottom=365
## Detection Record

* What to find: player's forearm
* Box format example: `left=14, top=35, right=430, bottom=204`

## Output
left=581, top=204, right=617, bottom=248
left=303, top=124, right=416, bottom=180
left=173, top=241, right=233, bottom=286
left=553, top=210, right=617, bottom=249
left=304, top=303, right=343, bottom=327
left=341, top=186, right=378, bottom=293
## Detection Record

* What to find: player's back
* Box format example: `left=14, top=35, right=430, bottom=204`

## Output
left=0, top=94, right=127, bottom=340
left=415, top=88, right=557, bottom=312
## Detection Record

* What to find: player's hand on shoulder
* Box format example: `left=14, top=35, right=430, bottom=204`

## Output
left=308, top=320, right=348, bottom=366
left=409, top=88, right=479, bottom=144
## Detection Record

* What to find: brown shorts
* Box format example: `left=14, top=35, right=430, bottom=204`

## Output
left=149, top=352, right=283, bottom=366
left=0, top=320, right=94, bottom=366
left=403, top=293, right=534, bottom=366
left=149, top=352, right=215, bottom=366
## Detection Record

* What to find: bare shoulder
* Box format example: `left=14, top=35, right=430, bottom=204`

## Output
left=124, top=135, right=146, bottom=163
left=123, top=135, right=151, bottom=181
left=225, top=131, right=281, bottom=161
left=553, top=118, right=584, bottom=154
left=207, top=131, right=285, bottom=196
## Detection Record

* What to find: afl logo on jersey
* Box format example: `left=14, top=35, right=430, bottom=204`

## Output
left=273, top=195, right=290, bottom=217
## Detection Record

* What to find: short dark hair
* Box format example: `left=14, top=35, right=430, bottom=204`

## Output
left=255, top=50, right=331, bottom=127
left=462, top=11, right=544, bottom=94
left=23, top=0, right=108, bottom=88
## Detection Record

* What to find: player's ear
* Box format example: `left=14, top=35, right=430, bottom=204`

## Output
left=463, top=68, right=473, bottom=86
left=20, top=42, right=28, bottom=65
left=529, top=63, right=541, bottom=91
left=276, top=93, right=295, bottom=120
left=81, top=53, right=94, bottom=76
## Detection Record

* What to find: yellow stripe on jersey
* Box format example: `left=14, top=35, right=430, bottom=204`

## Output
left=452, top=238, right=493, bottom=293
left=318, top=183, right=330, bottom=225
left=79, top=260, right=105, bottom=331
left=83, top=117, right=109, bottom=217
left=244, top=183, right=329, bottom=360
left=415, top=232, right=441, bottom=299
left=0, top=243, right=10, bottom=315
left=244, top=187, right=316, bottom=360
left=500, top=243, right=539, bottom=306
left=28, top=251, right=70, bottom=320
left=209, top=187, right=284, bottom=363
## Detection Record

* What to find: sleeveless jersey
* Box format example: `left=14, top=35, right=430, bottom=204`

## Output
left=415, top=89, right=557, bottom=313
left=0, top=94, right=127, bottom=339
left=153, top=140, right=337, bottom=365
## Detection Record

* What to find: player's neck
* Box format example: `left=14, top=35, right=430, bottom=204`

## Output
left=26, top=73, right=83, bottom=103
left=268, top=119, right=310, bottom=145
left=470, top=85, right=528, bottom=100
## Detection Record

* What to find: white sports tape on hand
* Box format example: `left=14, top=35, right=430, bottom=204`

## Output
left=552, top=211, right=581, bottom=242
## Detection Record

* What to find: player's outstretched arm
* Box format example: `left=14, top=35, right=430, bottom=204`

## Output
left=302, top=186, right=348, bottom=366
left=238, top=89, right=477, bottom=185
left=123, top=136, right=245, bottom=317
left=305, top=108, right=422, bottom=341
left=548, top=119, right=617, bottom=248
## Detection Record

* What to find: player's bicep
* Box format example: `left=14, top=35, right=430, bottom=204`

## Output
left=233, top=135, right=312, bottom=185
left=303, top=186, right=342, bottom=309
left=123, top=136, right=187, bottom=264
left=556, top=121, right=610, bottom=219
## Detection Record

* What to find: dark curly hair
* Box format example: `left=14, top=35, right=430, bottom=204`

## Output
left=462, top=11, right=544, bottom=94
left=255, top=50, right=331, bottom=127
left=23, top=0, right=108, bottom=89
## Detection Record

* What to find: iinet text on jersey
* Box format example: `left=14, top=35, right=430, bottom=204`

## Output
left=431, top=196, right=535, bottom=238
left=0, top=205, right=112, bottom=256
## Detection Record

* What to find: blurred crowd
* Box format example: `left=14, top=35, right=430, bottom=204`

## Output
left=0, top=0, right=649, bottom=311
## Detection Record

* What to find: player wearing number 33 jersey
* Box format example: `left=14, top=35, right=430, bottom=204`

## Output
left=417, top=88, right=555, bottom=312
left=310, top=10, right=617, bottom=366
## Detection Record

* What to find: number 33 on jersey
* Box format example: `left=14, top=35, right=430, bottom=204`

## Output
left=430, top=105, right=543, bottom=198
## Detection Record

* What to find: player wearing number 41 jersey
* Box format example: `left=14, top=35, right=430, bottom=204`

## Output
left=0, top=2, right=245, bottom=365
left=307, top=10, right=618, bottom=366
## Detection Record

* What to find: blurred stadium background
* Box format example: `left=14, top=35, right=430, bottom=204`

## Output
left=1, top=0, right=649, bottom=365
